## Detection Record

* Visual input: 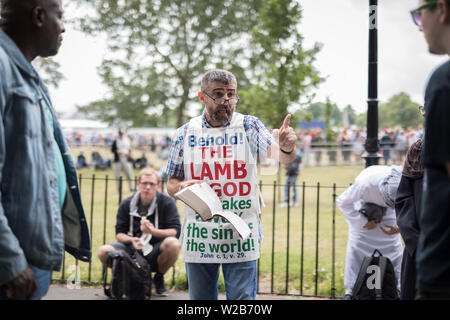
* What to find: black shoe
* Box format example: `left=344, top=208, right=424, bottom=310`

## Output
left=153, top=273, right=168, bottom=297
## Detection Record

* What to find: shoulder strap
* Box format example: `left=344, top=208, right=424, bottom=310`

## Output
left=229, top=112, right=244, bottom=128
left=188, top=115, right=203, bottom=129
left=129, top=215, right=134, bottom=235
left=372, top=248, right=383, bottom=257
left=375, top=257, right=387, bottom=300
left=352, top=256, right=373, bottom=297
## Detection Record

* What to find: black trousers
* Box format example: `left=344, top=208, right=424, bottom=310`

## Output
left=400, top=247, right=416, bottom=300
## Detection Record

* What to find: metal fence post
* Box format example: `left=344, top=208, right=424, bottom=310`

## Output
left=119, top=176, right=123, bottom=205
left=103, top=175, right=109, bottom=245
left=285, top=180, right=291, bottom=294
left=61, top=251, right=66, bottom=281
left=257, top=180, right=263, bottom=294
left=78, top=173, right=82, bottom=193
left=315, top=182, right=320, bottom=296
left=271, top=180, right=276, bottom=294
left=76, top=173, right=82, bottom=284
left=300, top=181, right=305, bottom=296
left=331, top=183, right=337, bottom=299
left=171, top=266, right=176, bottom=288
left=88, top=174, right=95, bottom=282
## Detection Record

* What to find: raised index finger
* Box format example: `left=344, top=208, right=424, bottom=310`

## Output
left=279, top=114, right=291, bottom=135
left=282, top=114, right=291, bottom=130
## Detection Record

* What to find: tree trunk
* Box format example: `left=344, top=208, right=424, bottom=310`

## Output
left=176, top=79, right=192, bottom=127
left=176, top=100, right=186, bottom=128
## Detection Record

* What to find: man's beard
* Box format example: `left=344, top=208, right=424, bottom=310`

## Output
left=211, top=105, right=233, bottom=122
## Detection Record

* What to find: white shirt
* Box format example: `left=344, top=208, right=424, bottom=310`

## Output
left=117, top=135, right=131, bottom=155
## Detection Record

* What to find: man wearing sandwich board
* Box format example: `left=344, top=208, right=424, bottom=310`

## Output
left=165, top=69, right=297, bottom=300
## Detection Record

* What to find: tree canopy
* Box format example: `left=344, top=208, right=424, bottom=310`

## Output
left=293, top=100, right=344, bottom=127
left=292, top=92, right=422, bottom=131
left=237, top=0, right=323, bottom=129
left=33, top=57, right=64, bottom=89
left=355, top=92, right=423, bottom=129
left=74, top=0, right=322, bottom=128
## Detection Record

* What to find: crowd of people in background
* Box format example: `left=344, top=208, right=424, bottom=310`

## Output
left=296, top=125, right=424, bottom=166
left=66, top=131, right=173, bottom=155
left=71, top=131, right=173, bottom=170
left=68, top=124, right=424, bottom=170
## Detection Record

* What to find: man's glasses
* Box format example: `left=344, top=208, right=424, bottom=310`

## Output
left=419, top=105, right=426, bottom=116
left=139, top=182, right=158, bottom=187
left=203, top=91, right=240, bottom=105
left=410, top=0, right=450, bottom=26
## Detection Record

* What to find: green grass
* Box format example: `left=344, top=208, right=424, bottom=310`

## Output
left=57, top=145, right=364, bottom=297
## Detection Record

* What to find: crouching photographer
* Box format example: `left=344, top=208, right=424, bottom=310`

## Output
left=98, top=168, right=181, bottom=297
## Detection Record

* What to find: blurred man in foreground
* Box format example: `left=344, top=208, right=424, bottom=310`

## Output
left=0, top=0, right=91, bottom=300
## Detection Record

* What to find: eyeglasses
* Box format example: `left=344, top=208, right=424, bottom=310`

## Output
left=419, top=105, right=426, bottom=116
left=202, top=91, right=240, bottom=105
left=139, top=182, right=158, bottom=188
left=410, top=0, right=450, bottom=26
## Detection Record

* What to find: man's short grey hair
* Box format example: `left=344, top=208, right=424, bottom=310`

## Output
left=201, top=69, right=237, bottom=92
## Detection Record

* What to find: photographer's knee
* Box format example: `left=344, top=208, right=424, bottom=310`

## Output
left=97, top=245, right=115, bottom=264
left=161, top=237, right=180, bottom=256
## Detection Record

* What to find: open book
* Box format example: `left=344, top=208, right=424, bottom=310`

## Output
left=175, top=182, right=251, bottom=240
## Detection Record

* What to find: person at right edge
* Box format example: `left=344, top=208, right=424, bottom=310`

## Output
left=410, top=0, right=450, bottom=300
left=394, top=106, right=426, bottom=300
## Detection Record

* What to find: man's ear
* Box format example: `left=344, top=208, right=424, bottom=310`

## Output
left=438, top=0, right=450, bottom=23
left=31, top=6, right=45, bottom=28
left=198, top=91, right=205, bottom=104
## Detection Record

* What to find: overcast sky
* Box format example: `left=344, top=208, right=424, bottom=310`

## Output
left=50, top=0, right=449, bottom=118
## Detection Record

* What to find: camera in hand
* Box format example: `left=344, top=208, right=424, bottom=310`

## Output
left=359, top=202, right=387, bottom=223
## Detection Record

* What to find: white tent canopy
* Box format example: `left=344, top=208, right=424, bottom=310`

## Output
left=60, top=118, right=177, bottom=139
left=60, top=119, right=108, bottom=130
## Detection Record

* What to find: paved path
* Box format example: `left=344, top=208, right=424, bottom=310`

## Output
left=42, top=285, right=327, bottom=300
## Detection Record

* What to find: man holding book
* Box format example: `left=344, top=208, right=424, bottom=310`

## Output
left=165, top=69, right=297, bottom=300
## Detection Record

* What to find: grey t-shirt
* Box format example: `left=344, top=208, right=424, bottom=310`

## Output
left=138, top=201, right=151, bottom=217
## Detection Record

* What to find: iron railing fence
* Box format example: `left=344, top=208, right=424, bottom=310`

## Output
left=53, top=175, right=350, bottom=298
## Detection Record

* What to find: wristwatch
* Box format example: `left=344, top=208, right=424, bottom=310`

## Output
left=280, top=148, right=293, bottom=154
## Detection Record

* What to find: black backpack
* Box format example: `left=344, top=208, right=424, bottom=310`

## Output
left=351, top=249, right=400, bottom=300
left=102, top=250, right=152, bottom=300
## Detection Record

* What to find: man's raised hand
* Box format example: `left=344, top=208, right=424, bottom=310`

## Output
left=273, top=114, right=297, bottom=153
